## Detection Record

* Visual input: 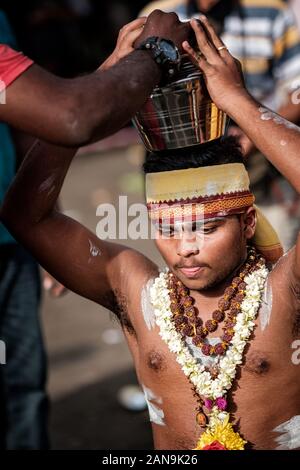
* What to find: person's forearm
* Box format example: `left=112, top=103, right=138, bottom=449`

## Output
left=0, top=139, right=77, bottom=238
left=68, top=50, right=161, bottom=144
left=4, top=51, right=161, bottom=146
left=226, top=93, right=300, bottom=193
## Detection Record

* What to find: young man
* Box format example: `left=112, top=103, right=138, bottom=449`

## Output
left=1, top=18, right=300, bottom=450
left=0, top=10, right=189, bottom=146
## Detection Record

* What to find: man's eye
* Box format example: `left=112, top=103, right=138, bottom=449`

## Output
left=159, top=227, right=174, bottom=237
left=196, top=225, right=217, bottom=234
left=204, top=226, right=217, bottom=233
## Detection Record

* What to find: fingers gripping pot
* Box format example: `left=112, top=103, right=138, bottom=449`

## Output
left=133, top=57, right=227, bottom=151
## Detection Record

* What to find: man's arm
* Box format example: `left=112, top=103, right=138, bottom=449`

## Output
left=1, top=51, right=160, bottom=147
left=11, top=128, right=68, bottom=297
left=0, top=11, right=190, bottom=147
left=229, top=91, right=300, bottom=157
left=184, top=17, right=300, bottom=276
left=0, top=138, right=156, bottom=314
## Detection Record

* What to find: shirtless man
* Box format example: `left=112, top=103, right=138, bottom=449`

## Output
left=1, top=17, right=300, bottom=450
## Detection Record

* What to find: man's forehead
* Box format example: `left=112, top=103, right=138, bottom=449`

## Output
left=156, top=217, right=227, bottom=229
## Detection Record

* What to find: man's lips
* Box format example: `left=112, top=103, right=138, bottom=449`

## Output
left=177, top=266, right=207, bottom=278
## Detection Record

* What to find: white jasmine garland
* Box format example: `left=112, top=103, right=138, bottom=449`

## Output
left=150, top=265, right=268, bottom=402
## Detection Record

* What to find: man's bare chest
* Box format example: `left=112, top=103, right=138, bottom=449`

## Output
left=127, top=276, right=297, bottom=397
left=121, top=273, right=300, bottom=449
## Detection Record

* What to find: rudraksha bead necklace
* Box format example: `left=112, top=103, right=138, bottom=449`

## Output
left=167, top=247, right=265, bottom=357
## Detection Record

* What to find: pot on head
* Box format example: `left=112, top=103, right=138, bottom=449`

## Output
left=133, top=56, right=228, bottom=152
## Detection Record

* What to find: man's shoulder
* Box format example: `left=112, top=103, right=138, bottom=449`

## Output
left=109, top=245, right=159, bottom=334
left=113, top=244, right=159, bottom=288
left=139, top=0, right=187, bottom=17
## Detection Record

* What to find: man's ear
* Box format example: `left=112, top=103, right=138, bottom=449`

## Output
left=242, top=207, right=257, bottom=240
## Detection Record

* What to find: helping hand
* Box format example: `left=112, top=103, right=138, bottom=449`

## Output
left=135, top=10, right=192, bottom=53
left=183, top=17, right=249, bottom=113
left=99, top=17, right=147, bottom=71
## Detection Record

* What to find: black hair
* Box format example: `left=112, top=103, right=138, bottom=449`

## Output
left=143, top=136, right=244, bottom=174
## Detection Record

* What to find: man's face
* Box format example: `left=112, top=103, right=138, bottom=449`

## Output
left=154, top=209, right=256, bottom=291
left=195, top=0, right=221, bottom=13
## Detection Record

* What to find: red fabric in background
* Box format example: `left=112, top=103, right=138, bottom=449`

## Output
left=0, top=44, right=33, bottom=88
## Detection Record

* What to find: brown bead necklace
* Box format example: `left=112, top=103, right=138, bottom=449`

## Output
left=167, top=247, right=265, bottom=357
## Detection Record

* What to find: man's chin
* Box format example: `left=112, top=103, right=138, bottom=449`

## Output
left=182, top=279, right=213, bottom=291
left=172, top=269, right=212, bottom=291
left=172, top=268, right=231, bottom=292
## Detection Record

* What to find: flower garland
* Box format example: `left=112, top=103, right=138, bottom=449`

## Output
left=150, top=263, right=268, bottom=450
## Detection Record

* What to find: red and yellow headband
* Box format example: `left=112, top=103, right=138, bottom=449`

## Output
left=146, top=163, right=283, bottom=263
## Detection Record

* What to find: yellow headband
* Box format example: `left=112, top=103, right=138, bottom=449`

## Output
left=146, top=163, right=250, bottom=203
left=146, top=163, right=283, bottom=263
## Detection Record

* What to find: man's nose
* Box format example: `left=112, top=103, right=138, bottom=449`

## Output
left=176, top=232, right=201, bottom=257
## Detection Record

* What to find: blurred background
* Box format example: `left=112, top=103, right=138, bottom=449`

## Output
left=0, top=0, right=149, bottom=76
left=0, top=0, right=300, bottom=450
